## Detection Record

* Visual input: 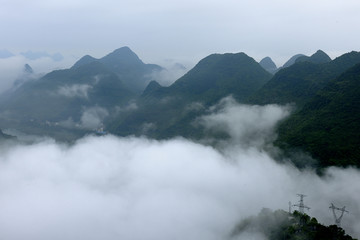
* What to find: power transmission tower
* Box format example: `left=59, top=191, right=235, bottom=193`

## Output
left=329, top=203, right=348, bottom=227
left=293, top=194, right=310, bottom=213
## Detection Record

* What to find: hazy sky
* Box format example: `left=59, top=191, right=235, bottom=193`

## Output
left=1, top=0, right=360, bottom=66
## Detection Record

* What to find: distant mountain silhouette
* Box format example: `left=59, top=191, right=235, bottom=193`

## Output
left=0, top=47, right=162, bottom=140
left=282, top=54, right=306, bottom=68
left=0, top=61, right=132, bottom=120
left=24, top=64, right=34, bottom=74
left=1, top=47, right=360, bottom=169
left=71, top=55, right=98, bottom=69
left=72, top=46, right=163, bottom=93
left=10, top=64, right=36, bottom=89
left=259, top=57, right=277, bottom=74
left=100, top=47, right=144, bottom=68
left=0, top=49, right=15, bottom=59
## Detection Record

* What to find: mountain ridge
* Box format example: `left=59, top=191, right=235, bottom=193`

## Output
left=111, top=52, right=273, bottom=138
left=295, top=50, right=332, bottom=64
left=71, top=46, right=163, bottom=93
left=1, top=47, right=360, bottom=169
left=248, top=50, right=360, bottom=107
left=282, top=54, right=306, bottom=68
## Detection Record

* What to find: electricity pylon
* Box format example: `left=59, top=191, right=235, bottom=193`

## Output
left=329, top=203, right=348, bottom=227
left=293, top=194, right=310, bottom=213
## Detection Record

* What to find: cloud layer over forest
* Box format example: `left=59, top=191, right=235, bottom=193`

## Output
left=0, top=100, right=359, bottom=240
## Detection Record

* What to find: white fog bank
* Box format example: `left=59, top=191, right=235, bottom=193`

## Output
left=0, top=100, right=359, bottom=240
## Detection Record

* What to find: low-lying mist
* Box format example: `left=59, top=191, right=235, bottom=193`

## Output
left=0, top=99, right=359, bottom=240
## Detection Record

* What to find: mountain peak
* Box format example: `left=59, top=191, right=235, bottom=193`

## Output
left=23, top=64, right=34, bottom=74
left=71, top=55, right=97, bottom=69
left=259, top=57, right=277, bottom=73
left=197, top=52, right=253, bottom=66
left=142, top=80, right=162, bottom=96
left=311, top=49, right=331, bottom=62
left=102, top=46, right=143, bottom=65
left=171, top=51, right=272, bottom=102
left=296, top=50, right=331, bottom=64
left=112, top=46, right=133, bottom=54
left=72, top=47, right=143, bottom=69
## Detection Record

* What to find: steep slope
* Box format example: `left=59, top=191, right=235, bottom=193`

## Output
left=259, top=57, right=277, bottom=74
left=248, top=51, right=360, bottom=107
left=111, top=52, right=272, bottom=138
left=72, top=46, right=163, bottom=93
left=277, top=63, right=360, bottom=167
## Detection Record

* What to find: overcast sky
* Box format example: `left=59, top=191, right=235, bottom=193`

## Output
left=1, top=0, right=360, bottom=66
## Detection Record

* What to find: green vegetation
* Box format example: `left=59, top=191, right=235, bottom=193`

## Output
left=276, top=63, right=360, bottom=168
left=232, top=209, right=356, bottom=240
left=168, top=52, right=272, bottom=103
left=1, top=47, right=360, bottom=168
left=111, top=52, right=272, bottom=138
left=248, top=51, right=360, bottom=107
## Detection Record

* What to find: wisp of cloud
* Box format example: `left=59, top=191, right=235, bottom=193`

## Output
left=0, top=99, right=359, bottom=240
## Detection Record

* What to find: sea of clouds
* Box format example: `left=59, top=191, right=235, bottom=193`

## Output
left=0, top=99, right=359, bottom=240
